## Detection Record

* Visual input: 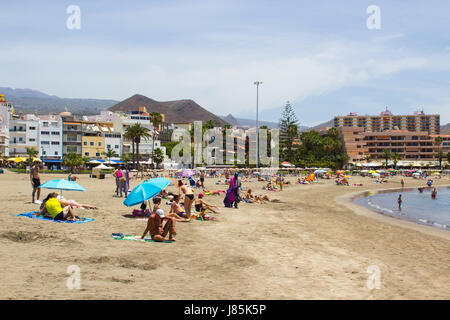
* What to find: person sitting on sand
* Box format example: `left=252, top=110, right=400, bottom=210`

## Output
left=168, top=195, right=190, bottom=221
left=141, top=197, right=177, bottom=242
left=265, top=181, right=273, bottom=191
left=45, top=193, right=77, bottom=221
left=68, top=172, right=78, bottom=182
left=195, top=193, right=220, bottom=214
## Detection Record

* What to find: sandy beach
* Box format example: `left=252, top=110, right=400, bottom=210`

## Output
left=1, top=170, right=449, bottom=300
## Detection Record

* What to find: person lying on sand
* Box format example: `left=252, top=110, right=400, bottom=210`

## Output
left=141, top=197, right=176, bottom=242
left=168, top=195, right=190, bottom=222
left=202, top=188, right=224, bottom=196
left=44, top=193, right=77, bottom=221
left=57, top=195, right=97, bottom=210
left=194, top=194, right=220, bottom=214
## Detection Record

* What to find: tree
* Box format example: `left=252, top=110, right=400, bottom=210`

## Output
left=436, top=150, right=445, bottom=169
left=392, top=152, right=400, bottom=169
left=25, top=147, right=38, bottom=166
left=123, top=126, right=136, bottom=168
left=81, top=156, right=90, bottom=168
left=120, top=153, right=131, bottom=163
left=434, top=136, right=444, bottom=169
left=150, top=112, right=163, bottom=168
left=104, top=147, right=118, bottom=164
left=63, top=153, right=83, bottom=171
left=124, top=123, right=151, bottom=170
left=382, top=149, right=392, bottom=168
left=152, top=148, right=164, bottom=169
left=279, top=101, right=299, bottom=162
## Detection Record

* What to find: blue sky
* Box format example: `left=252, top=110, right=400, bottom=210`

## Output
left=1, top=0, right=449, bottom=126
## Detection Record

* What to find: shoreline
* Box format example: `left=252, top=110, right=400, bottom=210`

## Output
left=335, top=184, right=450, bottom=241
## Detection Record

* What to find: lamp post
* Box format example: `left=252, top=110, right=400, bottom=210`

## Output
left=254, top=81, right=262, bottom=168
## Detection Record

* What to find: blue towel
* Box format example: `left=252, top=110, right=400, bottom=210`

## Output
left=16, top=211, right=94, bottom=223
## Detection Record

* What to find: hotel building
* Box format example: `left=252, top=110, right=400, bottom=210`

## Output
left=334, top=109, right=440, bottom=135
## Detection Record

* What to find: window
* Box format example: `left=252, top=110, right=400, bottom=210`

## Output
left=85, top=152, right=90, bottom=156
left=43, top=122, right=49, bottom=127
left=83, top=141, right=87, bottom=146
left=51, top=131, right=60, bottom=135
left=51, top=141, right=60, bottom=145
left=41, top=131, right=50, bottom=135
left=54, top=151, right=58, bottom=155
left=29, top=126, right=36, bottom=130
left=29, top=138, right=36, bottom=142
left=96, top=152, right=100, bottom=157
left=115, top=145, right=119, bottom=149
left=41, top=141, right=50, bottom=145
left=98, top=142, right=102, bottom=146
left=90, top=142, right=94, bottom=146
left=107, top=144, right=111, bottom=149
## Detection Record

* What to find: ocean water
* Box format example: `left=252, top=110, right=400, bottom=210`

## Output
left=354, top=187, right=450, bottom=230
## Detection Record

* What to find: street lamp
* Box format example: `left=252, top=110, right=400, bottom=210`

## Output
left=254, top=81, right=262, bottom=168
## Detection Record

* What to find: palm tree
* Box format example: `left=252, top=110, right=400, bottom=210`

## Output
left=25, top=147, right=39, bottom=166
left=152, top=148, right=164, bottom=169
left=392, top=152, right=400, bottom=169
left=382, top=149, right=392, bottom=168
left=436, top=150, right=445, bottom=169
left=103, top=147, right=118, bottom=164
left=434, top=136, right=444, bottom=169
left=131, top=123, right=151, bottom=170
left=123, top=126, right=136, bottom=168
left=150, top=112, right=163, bottom=168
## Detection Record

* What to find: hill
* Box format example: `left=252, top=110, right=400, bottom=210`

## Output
left=109, top=94, right=228, bottom=126
left=0, top=87, right=118, bottom=115
left=440, top=123, right=450, bottom=135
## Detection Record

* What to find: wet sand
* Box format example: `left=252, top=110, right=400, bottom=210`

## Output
left=1, top=170, right=449, bottom=299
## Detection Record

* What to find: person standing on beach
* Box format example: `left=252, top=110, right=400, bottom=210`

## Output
left=401, top=178, right=405, bottom=188
left=113, top=168, right=119, bottom=196
left=200, top=170, right=205, bottom=188
left=30, top=161, right=41, bottom=204
left=431, top=188, right=437, bottom=199
left=397, top=194, right=402, bottom=211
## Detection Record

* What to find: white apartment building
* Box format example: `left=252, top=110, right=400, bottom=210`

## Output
left=104, top=132, right=122, bottom=160
left=0, top=105, right=9, bottom=157
left=9, top=114, right=39, bottom=157
left=39, top=115, right=63, bottom=160
left=112, top=112, right=156, bottom=160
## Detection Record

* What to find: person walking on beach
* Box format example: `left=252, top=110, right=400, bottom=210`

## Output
left=397, top=194, right=402, bottom=211
left=113, top=168, right=120, bottom=196
left=30, top=161, right=41, bottom=204
left=179, top=180, right=195, bottom=218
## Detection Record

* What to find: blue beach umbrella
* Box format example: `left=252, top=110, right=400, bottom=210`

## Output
left=123, top=177, right=174, bottom=207
left=38, top=179, right=86, bottom=197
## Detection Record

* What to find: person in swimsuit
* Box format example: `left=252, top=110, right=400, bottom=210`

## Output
left=168, top=195, right=190, bottom=221
left=200, top=170, right=205, bottom=188
left=397, top=194, right=402, bottom=210
left=194, top=193, right=220, bottom=214
left=45, top=193, right=76, bottom=221
left=57, top=195, right=97, bottom=210
left=179, top=180, right=194, bottom=218
left=141, top=197, right=176, bottom=242
left=30, top=161, right=41, bottom=203
left=431, top=188, right=437, bottom=199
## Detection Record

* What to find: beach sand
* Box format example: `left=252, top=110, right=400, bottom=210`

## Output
left=1, top=170, right=449, bottom=300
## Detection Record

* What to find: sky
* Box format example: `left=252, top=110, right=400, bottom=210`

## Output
left=1, top=0, right=450, bottom=126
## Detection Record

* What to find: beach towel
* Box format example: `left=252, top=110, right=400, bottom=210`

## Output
left=110, top=234, right=173, bottom=243
left=16, top=211, right=94, bottom=223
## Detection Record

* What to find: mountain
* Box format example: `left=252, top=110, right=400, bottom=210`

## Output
left=440, top=123, right=450, bottom=135
left=219, top=114, right=281, bottom=129
left=109, top=94, right=228, bottom=126
left=0, top=87, right=118, bottom=115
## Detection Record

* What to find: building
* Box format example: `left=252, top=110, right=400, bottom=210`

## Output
left=338, top=126, right=447, bottom=165
left=9, top=114, right=39, bottom=157
left=39, top=115, right=63, bottom=163
left=0, top=94, right=15, bottom=114
left=81, top=121, right=117, bottom=159
left=61, top=112, right=83, bottom=155
left=112, top=111, right=155, bottom=160
left=0, top=105, right=10, bottom=157
left=334, top=109, right=440, bottom=135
